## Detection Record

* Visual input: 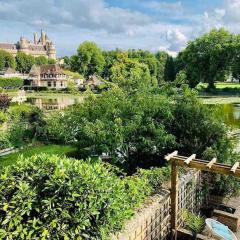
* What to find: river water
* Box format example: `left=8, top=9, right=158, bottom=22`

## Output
left=217, top=103, right=240, bottom=128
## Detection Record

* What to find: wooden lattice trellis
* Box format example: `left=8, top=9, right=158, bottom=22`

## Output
left=165, top=151, right=240, bottom=240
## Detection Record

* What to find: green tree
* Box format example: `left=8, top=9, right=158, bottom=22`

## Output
left=35, top=56, right=48, bottom=65
left=155, top=51, right=169, bottom=83
left=47, top=87, right=175, bottom=172
left=175, top=70, right=187, bottom=86
left=48, top=58, right=56, bottom=64
left=128, top=50, right=158, bottom=77
left=16, top=52, right=35, bottom=73
left=72, top=41, right=105, bottom=77
left=102, top=49, right=123, bottom=79
left=164, top=56, right=176, bottom=82
left=231, top=34, right=240, bottom=82
left=177, top=28, right=233, bottom=88
left=109, top=53, right=152, bottom=91
left=0, top=50, right=16, bottom=70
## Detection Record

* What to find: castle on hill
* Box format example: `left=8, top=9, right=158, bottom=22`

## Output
left=0, top=30, right=56, bottom=60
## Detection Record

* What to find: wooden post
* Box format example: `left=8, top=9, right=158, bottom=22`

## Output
left=171, top=161, right=179, bottom=240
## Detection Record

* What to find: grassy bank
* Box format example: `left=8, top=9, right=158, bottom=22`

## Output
left=0, top=144, right=77, bottom=167
left=201, top=96, right=240, bottom=104
left=199, top=82, right=240, bottom=89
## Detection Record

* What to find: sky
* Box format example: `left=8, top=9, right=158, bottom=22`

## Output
left=0, top=0, right=239, bottom=57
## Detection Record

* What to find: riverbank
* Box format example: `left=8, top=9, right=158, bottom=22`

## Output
left=200, top=96, right=240, bottom=104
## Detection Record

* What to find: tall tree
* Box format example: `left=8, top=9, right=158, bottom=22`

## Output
left=177, top=28, right=233, bottom=88
left=16, top=52, right=35, bottom=73
left=109, top=53, right=152, bottom=91
left=72, top=41, right=105, bottom=77
left=0, top=50, right=16, bottom=70
left=164, top=56, right=176, bottom=82
left=155, top=51, right=169, bottom=83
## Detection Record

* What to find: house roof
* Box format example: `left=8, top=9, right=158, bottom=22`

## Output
left=40, top=64, right=65, bottom=74
left=0, top=43, right=17, bottom=50
left=85, top=75, right=104, bottom=86
left=29, top=64, right=66, bottom=76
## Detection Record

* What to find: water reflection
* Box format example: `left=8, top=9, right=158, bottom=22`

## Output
left=26, top=96, right=82, bottom=110
left=217, top=103, right=240, bottom=128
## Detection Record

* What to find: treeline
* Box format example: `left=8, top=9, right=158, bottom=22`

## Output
left=0, top=50, right=56, bottom=74
left=63, top=41, right=176, bottom=85
left=64, top=28, right=240, bottom=88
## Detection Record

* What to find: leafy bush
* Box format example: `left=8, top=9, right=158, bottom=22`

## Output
left=0, top=104, right=45, bottom=148
left=0, top=131, right=12, bottom=150
left=0, top=154, right=153, bottom=239
left=0, top=77, right=23, bottom=89
left=136, top=167, right=171, bottom=191
left=183, top=210, right=205, bottom=238
left=0, top=93, right=11, bottom=111
left=23, top=86, right=48, bottom=91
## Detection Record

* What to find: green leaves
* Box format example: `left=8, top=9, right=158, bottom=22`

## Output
left=0, top=154, right=153, bottom=239
left=177, top=28, right=233, bottom=88
left=72, top=41, right=105, bottom=77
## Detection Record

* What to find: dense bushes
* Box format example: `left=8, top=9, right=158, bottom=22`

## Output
left=0, top=77, right=23, bottom=89
left=0, top=154, right=164, bottom=239
left=46, top=85, right=231, bottom=174
left=0, top=104, right=45, bottom=149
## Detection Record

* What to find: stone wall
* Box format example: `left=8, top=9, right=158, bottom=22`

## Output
left=111, top=189, right=171, bottom=240
left=111, top=170, right=203, bottom=240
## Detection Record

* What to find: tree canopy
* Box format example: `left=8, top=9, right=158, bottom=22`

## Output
left=0, top=50, right=16, bottom=70
left=16, top=52, right=35, bottom=73
left=71, top=41, right=105, bottom=77
left=176, top=28, right=233, bottom=88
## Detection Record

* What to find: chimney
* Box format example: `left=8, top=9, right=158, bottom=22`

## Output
left=34, top=32, right=38, bottom=44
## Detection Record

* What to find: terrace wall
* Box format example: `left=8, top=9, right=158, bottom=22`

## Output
left=111, top=170, right=203, bottom=240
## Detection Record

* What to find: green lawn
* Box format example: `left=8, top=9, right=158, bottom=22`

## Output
left=215, top=82, right=240, bottom=89
left=198, top=82, right=240, bottom=89
left=0, top=144, right=77, bottom=167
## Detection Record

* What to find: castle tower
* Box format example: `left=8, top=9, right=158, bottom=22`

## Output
left=19, top=36, right=29, bottom=54
left=34, top=32, right=38, bottom=44
left=47, top=42, right=56, bottom=60
left=41, top=30, right=46, bottom=46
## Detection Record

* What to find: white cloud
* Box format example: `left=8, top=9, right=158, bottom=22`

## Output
left=141, top=1, right=183, bottom=12
left=0, top=0, right=151, bottom=34
left=2, top=0, right=239, bottom=56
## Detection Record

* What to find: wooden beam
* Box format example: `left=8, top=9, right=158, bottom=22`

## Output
left=231, top=162, right=240, bottom=173
left=165, top=151, right=178, bottom=161
left=171, top=161, right=179, bottom=240
left=206, top=157, right=217, bottom=169
left=169, top=156, right=240, bottom=177
left=184, top=154, right=196, bottom=165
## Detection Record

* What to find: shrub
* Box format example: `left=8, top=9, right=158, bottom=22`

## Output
left=0, top=77, right=23, bottom=89
left=23, top=86, right=48, bottom=91
left=136, top=167, right=171, bottom=191
left=0, top=93, right=11, bottom=111
left=183, top=210, right=205, bottom=238
left=0, top=154, right=153, bottom=239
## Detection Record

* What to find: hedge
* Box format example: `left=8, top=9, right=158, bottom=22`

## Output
left=0, top=77, right=23, bottom=89
left=0, top=154, right=158, bottom=239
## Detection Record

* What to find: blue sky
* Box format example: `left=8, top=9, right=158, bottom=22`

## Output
left=0, top=0, right=239, bottom=57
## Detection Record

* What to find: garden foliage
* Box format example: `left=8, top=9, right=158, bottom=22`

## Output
left=0, top=77, right=23, bottom=89
left=0, top=154, right=165, bottom=239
